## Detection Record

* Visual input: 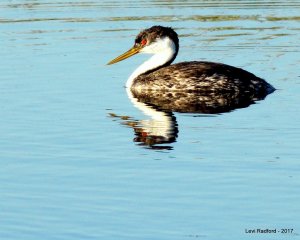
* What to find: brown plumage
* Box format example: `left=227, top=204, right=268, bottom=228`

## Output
left=132, top=61, right=275, bottom=98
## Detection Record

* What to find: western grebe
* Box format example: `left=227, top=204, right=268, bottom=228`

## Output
left=107, top=25, right=275, bottom=99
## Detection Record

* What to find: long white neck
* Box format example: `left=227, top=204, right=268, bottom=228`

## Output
left=126, top=36, right=177, bottom=89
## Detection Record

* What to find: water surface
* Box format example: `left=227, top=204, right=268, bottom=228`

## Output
left=1, top=1, right=300, bottom=239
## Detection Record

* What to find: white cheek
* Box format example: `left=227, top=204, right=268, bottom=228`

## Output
left=140, top=41, right=161, bottom=53
left=140, top=36, right=175, bottom=54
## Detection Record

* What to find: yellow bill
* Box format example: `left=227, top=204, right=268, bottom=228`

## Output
left=107, top=46, right=142, bottom=65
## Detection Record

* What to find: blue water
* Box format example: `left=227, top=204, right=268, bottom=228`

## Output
left=1, top=1, right=300, bottom=239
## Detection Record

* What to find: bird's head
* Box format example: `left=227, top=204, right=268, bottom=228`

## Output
left=107, top=26, right=179, bottom=65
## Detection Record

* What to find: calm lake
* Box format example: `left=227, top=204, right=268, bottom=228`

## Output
left=1, top=0, right=300, bottom=239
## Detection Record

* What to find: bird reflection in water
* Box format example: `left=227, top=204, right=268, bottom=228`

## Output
left=109, top=89, right=178, bottom=150
left=108, top=88, right=270, bottom=150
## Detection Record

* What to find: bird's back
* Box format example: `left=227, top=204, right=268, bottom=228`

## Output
left=132, top=61, right=275, bottom=98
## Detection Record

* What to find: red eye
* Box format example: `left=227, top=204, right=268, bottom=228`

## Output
left=141, top=39, right=147, bottom=46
